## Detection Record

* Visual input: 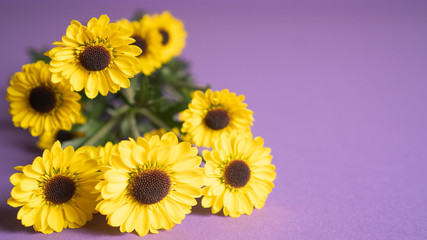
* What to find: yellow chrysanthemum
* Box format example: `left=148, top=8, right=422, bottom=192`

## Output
left=180, top=89, right=254, bottom=148
left=143, top=127, right=179, bottom=140
left=48, top=15, right=142, bottom=99
left=151, top=11, right=186, bottom=62
left=117, top=16, right=163, bottom=75
left=37, top=114, right=86, bottom=149
left=85, top=141, right=118, bottom=166
left=7, top=141, right=100, bottom=233
left=6, top=61, right=82, bottom=136
left=95, top=132, right=203, bottom=236
left=37, top=130, right=85, bottom=149
left=202, top=131, right=276, bottom=217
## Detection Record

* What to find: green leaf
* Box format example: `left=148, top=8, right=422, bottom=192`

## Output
left=27, top=47, right=51, bottom=64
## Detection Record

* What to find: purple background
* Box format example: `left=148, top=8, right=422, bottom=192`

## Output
left=1, top=0, right=427, bottom=239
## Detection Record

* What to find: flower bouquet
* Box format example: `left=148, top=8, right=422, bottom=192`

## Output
left=6, top=11, right=276, bottom=237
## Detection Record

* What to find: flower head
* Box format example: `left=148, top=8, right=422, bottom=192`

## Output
left=202, top=131, right=276, bottom=217
left=7, top=141, right=100, bottom=233
left=143, top=127, right=192, bottom=142
left=85, top=141, right=118, bottom=166
left=37, top=114, right=86, bottom=149
left=180, top=89, right=254, bottom=148
left=6, top=61, right=82, bottom=136
left=152, top=11, right=186, bottom=62
left=117, top=16, right=163, bottom=75
left=48, top=15, right=142, bottom=98
left=95, top=132, right=203, bottom=236
left=37, top=130, right=85, bottom=149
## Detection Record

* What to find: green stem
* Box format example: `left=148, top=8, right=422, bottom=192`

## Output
left=164, top=84, right=184, bottom=102
left=83, top=105, right=130, bottom=146
left=172, top=81, right=210, bottom=91
left=129, top=109, right=140, bottom=139
left=122, top=87, right=135, bottom=105
left=136, top=108, right=171, bottom=131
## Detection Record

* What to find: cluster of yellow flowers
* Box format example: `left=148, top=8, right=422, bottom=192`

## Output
left=6, top=12, right=276, bottom=237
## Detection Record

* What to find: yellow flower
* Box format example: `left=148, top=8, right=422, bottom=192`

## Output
left=117, top=16, right=163, bottom=75
left=37, top=130, right=85, bottom=149
left=85, top=141, right=118, bottom=166
left=95, top=132, right=203, bottom=236
left=6, top=61, right=82, bottom=136
left=202, top=131, right=276, bottom=217
left=180, top=89, right=254, bottom=148
left=151, top=11, right=186, bottom=62
left=143, top=128, right=169, bottom=140
left=143, top=127, right=184, bottom=141
left=7, top=141, right=100, bottom=233
left=48, top=15, right=142, bottom=99
left=37, top=114, right=86, bottom=149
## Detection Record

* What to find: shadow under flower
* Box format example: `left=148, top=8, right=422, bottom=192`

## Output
left=82, top=213, right=122, bottom=236
left=0, top=204, right=36, bottom=234
left=190, top=197, right=225, bottom=217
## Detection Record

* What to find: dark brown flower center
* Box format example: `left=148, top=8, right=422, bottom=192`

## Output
left=224, top=160, right=251, bottom=188
left=29, top=86, right=57, bottom=113
left=131, top=35, right=147, bottom=57
left=130, top=169, right=171, bottom=205
left=204, top=109, right=230, bottom=130
left=44, top=175, right=76, bottom=204
left=159, top=29, right=169, bottom=45
left=79, top=45, right=111, bottom=71
left=56, top=130, right=73, bottom=142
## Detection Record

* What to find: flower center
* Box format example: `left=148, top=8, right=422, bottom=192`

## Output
left=29, top=86, right=57, bottom=113
left=44, top=175, right=76, bottom=204
left=159, top=29, right=169, bottom=45
left=130, top=169, right=171, bottom=205
left=204, top=109, right=230, bottom=130
left=79, top=45, right=111, bottom=71
left=56, top=130, right=73, bottom=142
left=224, top=160, right=251, bottom=188
left=131, top=35, right=147, bottom=57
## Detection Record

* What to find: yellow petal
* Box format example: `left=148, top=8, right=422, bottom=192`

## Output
left=147, top=205, right=161, bottom=230
left=64, top=204, right=79, bottom=223
left=135, top=205, right=149, bottom=236
left=170, top=191, right=198, bottom=206
left=21, top=207, right=39, bottom=227
left=19, top=178, right=38, bottom=191
left=70, top=68, right=88, bottom=92
left=163, top=199, right=185, bottom=224
left=7, top=197, right=23, bottom=207
left=48, top=206, right=65, bottom=232
left=173, top=185, right=202, bottom=198
left=105, top=182, right=127, bottom=194
left=10, top=173, right=24, bottom=185
left=212, top=191, right=225, bottom=213
left=123, top=204, right=137, bottom=232
left=109, top=203, right=132, bottom=227
left=104, top=170, right=128, bottom=183
left=174, top=169, right=202, bottom=183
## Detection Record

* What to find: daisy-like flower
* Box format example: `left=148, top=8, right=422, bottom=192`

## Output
left=7, top=141, right=100, bottom=233
left=151, top=11, right=186, bottom=62
left=85, top=141, right=118, bottom=166
left=95, top=132, right=203, bottom=236
left=37, top=130, right=85, bottom=149
left=180, top=89, right=254, bottom=148
left=48, top=15, right=142, bottom=99
left=117, top=15, right=163, bottom=75
left=143, top=128, right=171, bottom=140
left=37, top=114, right=86, bottom=149
left=6, top=61, right=82, bottom=136
left=202, top=131, right=276, bottom=217
left=143, top=127, right=186, bottom=141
